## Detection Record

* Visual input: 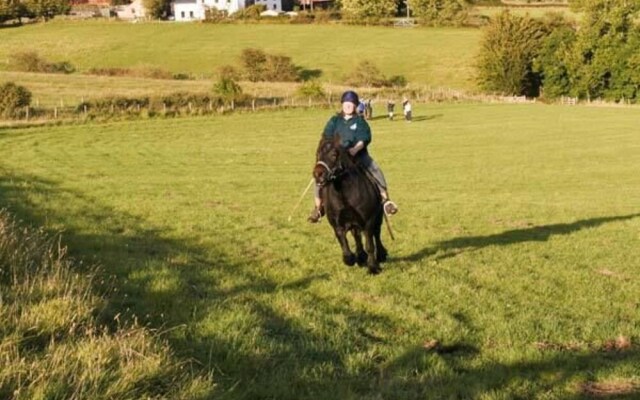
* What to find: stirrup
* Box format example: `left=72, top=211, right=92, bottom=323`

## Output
left=383, top=200, right=398, bottom=216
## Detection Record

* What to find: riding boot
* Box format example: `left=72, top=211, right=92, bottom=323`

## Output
left=307, top=205, right=325, bottom=223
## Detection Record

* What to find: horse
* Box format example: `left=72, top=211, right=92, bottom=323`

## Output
left=312, top=136, right=388, bottom=274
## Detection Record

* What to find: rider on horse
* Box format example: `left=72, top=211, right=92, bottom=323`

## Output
left=308, top=90, right=398, bottom=223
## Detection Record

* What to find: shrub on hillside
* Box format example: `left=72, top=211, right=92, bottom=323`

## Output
left=213, top=76, right=243, bottom=106
left=296, top=80, right=326, bottom=99
left=410, top=0, right=472, bottom=27
left=233, top=4, right=266, bottom=19
left=239, top=48, right=300, bottom=82
left=11, top=51, right=75, bottom=74
left=86, top=66, right=174, bottom=80
left=0, top=81, right=32, bottom=118
left=343, top=60, right=389, bottom=88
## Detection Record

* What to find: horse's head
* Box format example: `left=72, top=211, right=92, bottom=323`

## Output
left=313, top=135, right=345, bottom=187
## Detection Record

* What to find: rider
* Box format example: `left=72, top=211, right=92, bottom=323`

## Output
left=308, top=90, right=398, bottom=223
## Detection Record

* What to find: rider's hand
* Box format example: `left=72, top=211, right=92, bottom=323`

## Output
left=349, top=141, right=364, bottom=156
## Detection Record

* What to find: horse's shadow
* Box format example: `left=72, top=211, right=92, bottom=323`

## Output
left=391, top=213, right=640, bottom=263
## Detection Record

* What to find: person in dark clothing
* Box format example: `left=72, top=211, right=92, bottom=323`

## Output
left=308, top=90, right=398, bottom=223
left=387, top=100, right=395, bottom=120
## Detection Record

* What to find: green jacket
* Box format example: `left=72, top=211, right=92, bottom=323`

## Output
left=322, top=113, right=372, bottom=152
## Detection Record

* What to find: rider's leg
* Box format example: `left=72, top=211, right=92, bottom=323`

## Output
left=308, top=185, right=324, bottom=223
left=364, top=158, right=398, bottom=215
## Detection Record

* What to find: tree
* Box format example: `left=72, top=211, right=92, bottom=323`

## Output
left=213, top=76, right=242, bottom=107
left=562, top=0, right=640, bottom=101
left=20, top=0, right=70, bottom=20
left=533, top=26, right=576, bottom=99
left=143, top=0, right=170, bottom=19
left=0, top=0, right=21, bottom=23
left=0, top=82, right=32, bottom=118
left=341, top=0, right=397, bottom=21
left=409, top=0, right=471, bottom=26
left=476, top=11, right=550, bottom=96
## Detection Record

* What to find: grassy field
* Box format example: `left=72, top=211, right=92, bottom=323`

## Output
left=0, top=21, right=480, bottom=90
left=1, top=103, right=639, bottom=398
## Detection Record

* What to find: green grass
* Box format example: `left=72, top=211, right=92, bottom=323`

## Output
left=0, top=20, right=480, bottom=90
left=1, top=104, right=640, bottom=398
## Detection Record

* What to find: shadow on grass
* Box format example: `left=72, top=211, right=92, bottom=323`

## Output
left=393, top=213, right=640, bottom=263
left=1, top=167, right=638, bottom=399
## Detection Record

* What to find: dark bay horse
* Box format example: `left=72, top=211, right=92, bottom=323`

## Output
left=313, top=136, right=387, bottom=274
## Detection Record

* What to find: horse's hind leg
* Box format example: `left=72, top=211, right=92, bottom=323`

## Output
left=352, top=229, right=368, bottom=267
left=335, top=228, right=356, bottom=266
left=365, top=231, right=381, bottom=275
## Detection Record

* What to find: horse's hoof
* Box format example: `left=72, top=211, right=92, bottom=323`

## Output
left=343, top=254, right=356, bottom=266
left=356, top=252, right=368, bottom=267
left=368, top=265, right=382, bottom=275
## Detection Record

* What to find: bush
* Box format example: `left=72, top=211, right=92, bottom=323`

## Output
left=239, top=48, right=300, bottom=82
left=388, top=75, right=408, bottom=88
left=233, top=4, right=265, bottom=19
left=0, top=82, right=32, bottom=118
left=344, top=60, right=389, bottom=87
left=11, top=51, right=75, bottom=74
left=411, top=0, right=471, bottom=27
left=213, top=77, right=243, bottom=105
left=86, top=66, right=174, bottom=80
left=296, top=81, right=326, bottom=99
left=204, top=7, right=228, bottom=22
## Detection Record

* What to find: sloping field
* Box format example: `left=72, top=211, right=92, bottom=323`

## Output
left=1, top=103, right=639, bottom=398
left=0, top=21, right=480, bottom=90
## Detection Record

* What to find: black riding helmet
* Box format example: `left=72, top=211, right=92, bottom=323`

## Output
left=341, top=90, right=359, bottom=105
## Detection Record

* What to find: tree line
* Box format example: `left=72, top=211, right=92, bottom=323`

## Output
left=0, top=0, right=70, bottom=23
left=477, top=0, right=640, bottom=102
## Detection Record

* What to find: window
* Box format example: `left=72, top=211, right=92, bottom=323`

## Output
left=181, top=11, right=185, bottom=17
left=189, top=11, right=194, bottom=17
left=272, top=4, right=276, bottom=9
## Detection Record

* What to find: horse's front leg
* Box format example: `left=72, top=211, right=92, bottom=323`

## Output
left=335, top=228, right=356, bottom=266
left=364, top=230, right=381, bottom=275
left=352, top=229, right=367, bottom=267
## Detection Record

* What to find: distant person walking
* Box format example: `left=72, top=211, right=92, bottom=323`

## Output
left=386, top=100, right=395, bottom=120
left=403, top=97, right=412, bottom=122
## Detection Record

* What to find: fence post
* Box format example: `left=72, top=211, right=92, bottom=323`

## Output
left=25, top=106, right=29, bottom=120
left=54, top=106, right=58, bottom=119
left=252, top=99, right=256, bottom=111
left=163, top=102, right=167, bottom=115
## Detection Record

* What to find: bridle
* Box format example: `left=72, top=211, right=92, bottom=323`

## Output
left=315, top=155, right=344, bottom=187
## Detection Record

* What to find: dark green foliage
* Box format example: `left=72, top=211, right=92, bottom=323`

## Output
left=0, top=0, right=22, bottom=23
left=20, top=0, right=71, bottom=20
left=409, top=0, right=472, bottom=26
left=533, top=27, right=576, bottom=99
left=476, top=11, right=550, bottom=96
left=534, top=0, right=640, bottom=102
left=0, top=82, right=32, bottom=118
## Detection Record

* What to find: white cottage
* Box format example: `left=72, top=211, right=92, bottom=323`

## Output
left=173, top=0, right=283, bottom=22
left=116, top=0, right=147, bottom=20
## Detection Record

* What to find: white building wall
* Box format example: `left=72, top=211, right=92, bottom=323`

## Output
left=174, top=0, right=206, bottom=21
left=254, top=0, right=281, bottom=11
